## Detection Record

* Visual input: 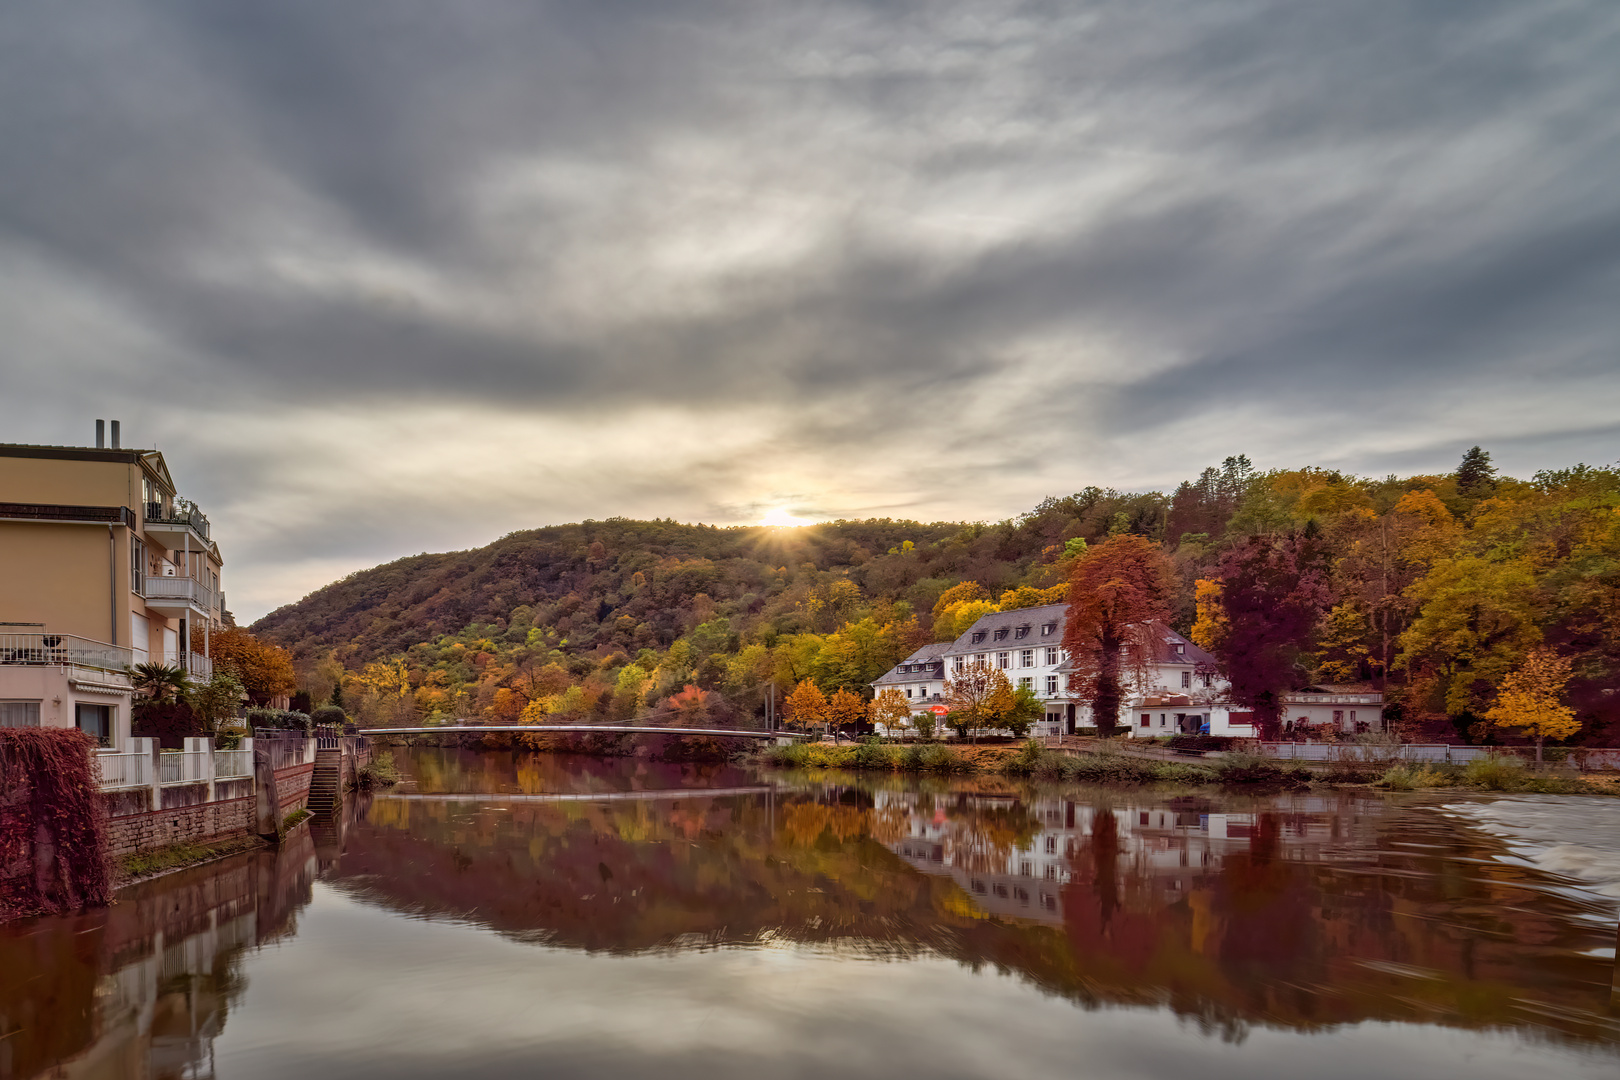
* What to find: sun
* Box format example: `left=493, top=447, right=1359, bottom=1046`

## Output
left=758, top=507, right=813, bottom=527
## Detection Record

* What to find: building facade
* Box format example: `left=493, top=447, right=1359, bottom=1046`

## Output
left=870, top=602, right=1230, bottom=738
left=0, top=426, right=227, bottom=749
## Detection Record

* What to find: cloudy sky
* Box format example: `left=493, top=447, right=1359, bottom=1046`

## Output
left=1, top=1, right=1616, bottom=621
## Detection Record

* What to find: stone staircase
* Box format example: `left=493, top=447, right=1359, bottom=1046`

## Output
left=306, top=748, right=343, bottom=814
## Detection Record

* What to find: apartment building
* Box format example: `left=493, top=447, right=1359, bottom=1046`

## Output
left=0, top=422, right=227, bottom=748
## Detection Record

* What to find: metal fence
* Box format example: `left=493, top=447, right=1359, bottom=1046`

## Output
left=214, top=748, right=253, bottom=779
left=262, top=737, right=312, bottom=771
left=158, top=750, right=211, bottom=785
left=97, top=748, right=152, bottom=790
left=1261, top=742, right=1620, bottom=768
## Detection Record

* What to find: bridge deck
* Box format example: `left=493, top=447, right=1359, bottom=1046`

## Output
left=361, top=724, right=803, bottom=740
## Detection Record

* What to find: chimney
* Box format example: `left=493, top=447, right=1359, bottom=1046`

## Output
left=96, top=419, right=105, bottom=448
left=110, top=420, right=121, bottom=449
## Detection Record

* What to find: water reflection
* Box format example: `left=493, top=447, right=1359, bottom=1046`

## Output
left=2, top=752, right=1617, bottom=1080
left=0, top=823, right=321, bottom=1079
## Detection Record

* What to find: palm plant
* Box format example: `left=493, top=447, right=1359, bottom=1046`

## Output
left=130, top=662, right=190, bottom=704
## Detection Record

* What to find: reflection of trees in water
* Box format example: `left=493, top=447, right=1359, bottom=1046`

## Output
left=336, top=777, right=1619, bottom=1047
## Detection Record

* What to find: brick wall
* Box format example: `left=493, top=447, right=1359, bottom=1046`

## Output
left=274, top=763, right=313, bottom=814
left=105, top=796, right=254, bottom=859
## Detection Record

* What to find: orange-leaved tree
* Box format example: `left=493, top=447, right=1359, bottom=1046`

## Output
left=827, top=688, right=869, bottom=734
left=1481, top=647, right=1578, bottom=763
left=943, top=663, right=1012, bottom=742
left=206, top=628, right=296, bottom=706
left=784, top=679, right=828, bottom=732
left=1063, top=535, right=1174, bottom=737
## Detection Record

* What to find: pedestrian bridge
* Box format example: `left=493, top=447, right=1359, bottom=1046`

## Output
left=361, top=724, right=804, bottom=740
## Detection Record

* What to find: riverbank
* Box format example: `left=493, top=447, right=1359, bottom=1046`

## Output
left=757, top=740, right=1620, bottom=795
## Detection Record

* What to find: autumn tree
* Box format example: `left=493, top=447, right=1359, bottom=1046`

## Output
left=997, top=683, right=1043, bottom=740
left=869, top=688, right=913, bottom=737
left=1213, top=529, right=1333, bottom=739
left=1190, top=578, right=1227, bottom=654
left=1481, top=647, right=1577, bottom=763
left=943, top=664, right=1012, bottom=741
left=206, top=628, right=296, bottom=706
left=1396, top=555, right=1540, bottom=722
left=784, top=679, right=828, bottom=732
left=1063, top=535, right=1174, bottom=738
left=827, top=688, right=869, bottom=735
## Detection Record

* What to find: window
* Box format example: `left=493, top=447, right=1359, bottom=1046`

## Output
left=1015, top=625, right=1030, bottom=639
left=1350, top=710, right=1358, bottom=724
left=1020, top=649, right=1034, bottom=667
left=1333, top=710, right=1344, bottom=724
left=1160, top=714, right=1167, bottom=727
left=996, top=652, right=1010, bottom=669
left=1180, top=670, right=1191, bottom=689
left=1045, top=836, right=1057, bottom=853
left=1045, top=647, right=1060, bottom=666
left=974, top=653, right=986, bottom=666
left=971, top=631, right=986, bottom=644
left=993, top=627, right=1008, bottom=641
left=1041, top=622, right=1057, bottom=635
left=0, top=701, right=41, bottom=728
left=1174, top=643, right=1185, bottom=655
left=1140, top=713, right=1151, bottom=727
left=953, top=657, right=965, bottom=673
left=75, top=703, right=112, bottom=746
left=1018, top=677, right=1032, bottom=691
left=1201, top=672, right=1213, bottom=687
left=1045, top=675, right=1058, bottom=695
left=130, top=537, right=146, bottom=594
left=905, top=688, right=913, bottom=698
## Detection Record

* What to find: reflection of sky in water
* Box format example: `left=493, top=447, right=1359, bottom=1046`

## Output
left=212, top=886, right=1615, bottom=1080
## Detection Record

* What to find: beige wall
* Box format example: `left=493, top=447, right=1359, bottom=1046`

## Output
left=0, top=455, right=142, bottom=509
left=0, top=522, right=126, bottom=642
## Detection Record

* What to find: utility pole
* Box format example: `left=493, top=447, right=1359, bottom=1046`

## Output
left=765, top=681, right=776, bottom=732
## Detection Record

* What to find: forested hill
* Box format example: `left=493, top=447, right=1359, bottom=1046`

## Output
left=251, top=482, right=1172, bottom=666
left=250, top=453, right=1620, bottom=745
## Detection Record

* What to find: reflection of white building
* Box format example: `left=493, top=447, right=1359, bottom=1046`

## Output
left=877, top=790, right=1371, bottom=923
left=871, top=605, right=1230, bottom=738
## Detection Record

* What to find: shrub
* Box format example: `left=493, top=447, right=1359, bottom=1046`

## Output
left=1213, top=752, right=1310, bottom=785
left=247, top=707, right=313, bottom=735
left=916, top=744, right=968, bottom=773
left=310, top=705, right=348, bottom=727
left=1463, top=754, right=1528, bottom=791
left=1380, top=764, right=1449, bottom=790
left=358, top=750, right=400, bottom=789
left=852, top=741, right=898, bottom=770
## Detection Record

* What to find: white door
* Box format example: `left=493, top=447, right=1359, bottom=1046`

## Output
left=162, top=627, right=178, bottom=667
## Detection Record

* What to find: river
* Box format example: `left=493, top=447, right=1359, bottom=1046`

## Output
left=2, top=749, right=1618, bottom=1079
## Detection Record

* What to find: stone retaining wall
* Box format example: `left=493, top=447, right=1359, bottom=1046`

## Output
left=105, top=796, right=254, bottom=859
left=274, top=763, right=313, bottom=814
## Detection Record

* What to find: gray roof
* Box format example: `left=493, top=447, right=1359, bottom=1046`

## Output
left=872, top=642, right=950, bottom=686
left=946, top=603, right=1069, bottom=654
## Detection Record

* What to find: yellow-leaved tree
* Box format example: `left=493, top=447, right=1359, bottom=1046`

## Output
left=827, top=688, right=869, bottom=734
left=1481, top=647, right=1578, bottom=763
left=1190, top=578, right=1227, bottom=654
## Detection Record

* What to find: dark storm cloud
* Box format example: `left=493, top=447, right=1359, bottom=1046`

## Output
left=0, top=0, right=1616, bottom=615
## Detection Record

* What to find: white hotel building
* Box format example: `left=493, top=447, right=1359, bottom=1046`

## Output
left=872, top=602, right=1233, bottom=738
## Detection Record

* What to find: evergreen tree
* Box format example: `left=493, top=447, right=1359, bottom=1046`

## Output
left=1456, top=446, right=1497, bottom=498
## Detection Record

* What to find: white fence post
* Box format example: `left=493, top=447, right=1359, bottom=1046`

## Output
left=185, top=736, right=215, bottom=802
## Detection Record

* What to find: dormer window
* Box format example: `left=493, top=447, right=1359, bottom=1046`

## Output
left=1174, top=644, right=1184, bottom=655
left=993, top=627, right=1009, bottom=641
left=972, top=631, right=986, bottom=644
left=1041, top=622, right=1057, bottom=635
left=1015, top=625, right=1031, bottom=639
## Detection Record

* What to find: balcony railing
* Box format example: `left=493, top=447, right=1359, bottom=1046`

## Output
left=0, top=632, right=133, bottom=673
left=97, top=747, right=153, bottom=790
left=144, top=575, right=216, bottom=612
left=159, top=749, right=212, bottom=785
left=144, top=498, right=210, bottom=540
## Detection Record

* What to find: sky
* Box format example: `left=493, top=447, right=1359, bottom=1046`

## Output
left=0, top=1, right=1616, bottom=622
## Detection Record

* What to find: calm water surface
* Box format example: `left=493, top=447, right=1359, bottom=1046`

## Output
left=3, top=749, right=1618, bottom=1079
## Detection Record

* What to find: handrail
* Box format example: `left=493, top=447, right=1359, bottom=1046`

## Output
left=0, top=632, right=133, bottom=673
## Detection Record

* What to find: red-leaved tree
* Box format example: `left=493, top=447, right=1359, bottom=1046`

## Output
left=1063, top=535, right=1174, bottom=737
left=1213, top=528, right=1333, bottom=738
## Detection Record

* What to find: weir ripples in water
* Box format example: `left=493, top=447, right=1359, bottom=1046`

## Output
left=2, top=749, right=1617, bottom=1079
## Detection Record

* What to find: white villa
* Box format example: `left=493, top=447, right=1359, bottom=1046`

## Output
left=872, top=603, right=1232, bottom=738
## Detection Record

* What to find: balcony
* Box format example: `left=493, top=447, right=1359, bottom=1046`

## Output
left=0, top=631, right=133, bottom=674
left=144, top=574, right=217, bottom=616
left=143, top=497, right=211, bottom=545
